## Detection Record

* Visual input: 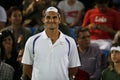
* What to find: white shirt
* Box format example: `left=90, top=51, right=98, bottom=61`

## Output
left=0, top=6, right=7, bottom=22
left=22, top=30, right=80, bottom=80
left=58, top=0, right=84, bottom=24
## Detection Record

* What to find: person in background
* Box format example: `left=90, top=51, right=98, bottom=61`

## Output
left=75, top=27, right=102, bottom=80
left=0, top=5, right=7, bottom=30
left=22, top=6, right=80, bottom=80
left=0, top=44, right=14, bottom=80
left=57, top=0, right=85, bottom=38
left=82, top=0, right=120, bottom=58
left=0, top=6, right=31, bottom=52
left=102, top=42, right=120, bottom=80
left=0, top=30, right=22, bottom=80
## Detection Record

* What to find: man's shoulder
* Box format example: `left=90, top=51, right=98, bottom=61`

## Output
left=28, top=32, right=42, bottom=40
left=63, top=33, right=76, bottom=43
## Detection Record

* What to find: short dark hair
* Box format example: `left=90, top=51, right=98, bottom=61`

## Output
left=75, top=27, right=89, bottom=38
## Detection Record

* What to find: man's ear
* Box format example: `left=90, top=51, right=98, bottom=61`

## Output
left=59, top=17, right=61, bottom=24
left=42, top=17, right=45, bottom=23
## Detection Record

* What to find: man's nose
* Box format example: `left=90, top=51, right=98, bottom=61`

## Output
left=49, top=18, right=54, bottom=22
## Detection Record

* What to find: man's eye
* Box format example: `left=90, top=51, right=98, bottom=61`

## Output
left=46, top=16, right=50, bottom=19
left=53, top=16, right=57, bottom=19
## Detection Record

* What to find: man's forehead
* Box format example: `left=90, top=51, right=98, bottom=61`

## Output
left=45, top=11, right=60, bottom=17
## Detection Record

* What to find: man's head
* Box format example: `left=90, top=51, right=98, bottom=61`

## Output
left=95, top=0, right=109, bottom=13
left=110, top=43, right=120, bottom=63
left=75, top=28, right=90, bottom=48
left=43, top=6, right=61, bottom=30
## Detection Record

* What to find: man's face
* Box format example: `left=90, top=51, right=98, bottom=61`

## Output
left=43, top=11, right=61, bottom=30
left=96, top=3, right=108, bottom=13
left=111, top=50, right=120, bottom=63
left=77, top=31, right=91, bottom=48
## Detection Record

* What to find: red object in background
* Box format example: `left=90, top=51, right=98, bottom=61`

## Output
left=75, top=69, right=90, bottom=80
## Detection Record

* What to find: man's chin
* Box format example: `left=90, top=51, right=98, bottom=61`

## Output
left=49, top=27, right=55, bottom=30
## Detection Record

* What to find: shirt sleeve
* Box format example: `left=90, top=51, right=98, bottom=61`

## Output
left=68, top=38, right=81, bottom=68
left=22, top=37, right=34, bottom=65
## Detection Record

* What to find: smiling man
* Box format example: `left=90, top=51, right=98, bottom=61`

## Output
left=22, top=6, right=80, bottom=80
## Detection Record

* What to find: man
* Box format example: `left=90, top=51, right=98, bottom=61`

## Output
left=22, top=6, right=80, bottom=80
left=82, top=0, right=120, bottom=57
left=75, top=27, right=102, bottom=80
left=102, top=43, right=120, bottom=80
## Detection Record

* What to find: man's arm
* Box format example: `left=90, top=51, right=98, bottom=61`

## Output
left=23, top=64, right=32, bottom=79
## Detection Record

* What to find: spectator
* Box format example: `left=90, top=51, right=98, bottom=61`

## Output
left=0, top=30, right=22, bottom=80
left=75, top=27, right=102, bottom=80
left=102, top=42, right=120, bottom=80
left=58, top=0, right=85, bottom=38
left=82, top=0, right=120, bottom=57
left=0, top=5, right=7, bottom=30
left=22, top=6, right=80, bottom=80
left=0, top=37, right=14, bottom=80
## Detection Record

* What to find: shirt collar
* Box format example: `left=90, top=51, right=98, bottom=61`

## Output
left=41, top=30, right=65, bottom=40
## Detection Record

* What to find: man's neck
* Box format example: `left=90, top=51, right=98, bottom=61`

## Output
left=46, top=29, right=60, bottom=44
left=114, top=63, right=120, bottom=74
left=78, top=45, right=88, bottom=54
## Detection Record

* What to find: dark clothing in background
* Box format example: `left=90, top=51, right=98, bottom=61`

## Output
left=0, top=0, right=23, bottom=10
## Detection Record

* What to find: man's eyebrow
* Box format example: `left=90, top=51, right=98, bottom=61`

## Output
left=46, top=15, right=58, bottom=18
